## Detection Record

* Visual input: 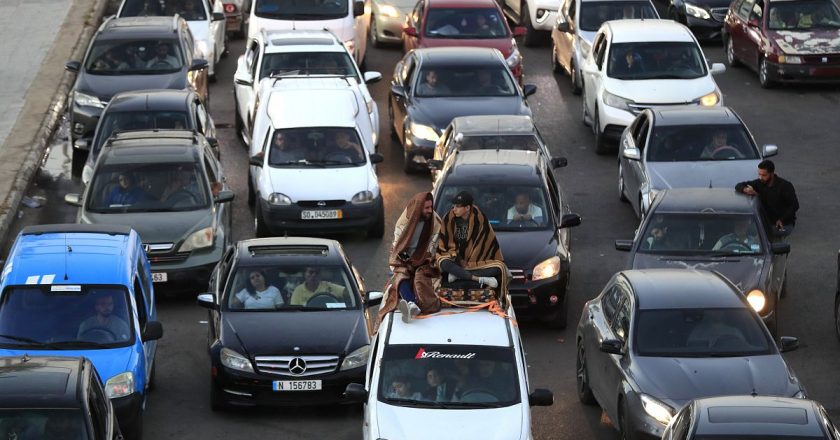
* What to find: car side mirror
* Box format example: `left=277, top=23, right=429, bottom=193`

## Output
left=249, top=155, right=264, bottom=167
left=391, top=84, right=406, bottom=98
left=190, top=58, right=209, bottom=72
left=748, top=17, right=760, bottom=27
left=599, top=339, right=624, bottom=355
left=344, top=383, right=368, bottom=402
left=212, top=12, right=226, bottom=21
left=709, top=63, right=726, bottom=75
left=197, top=293, right=218, bottom=310
left=771, top=242, right=790, bottom=254
left=369, top=153, right=384, bottom=164
left=64, top=193, right=82, bottom=207
left=622, top=147, right=641, bottom=160
left=366, top=291, right=384, bottom=306
left=364, top=71, right=382, bottom=84
left=353, top=0, right=365, bottom=17
left=560, top=213, right=581, bottom=228
left=427, top=159, right=443, bottom=170
left=513, top=26, right=527, bottom=37
left=762, top=144, right=779, bottom=157
left=234, top=71, right=253, bottom=86
left=556, top=21, right=571, bottom=32
left=615, top=239, right=633, bottom=251
left=142, top=321, right=164, bottom=341
left=522, top=84, right=537, bottom=98
left=550, top=157, right=568, bottom=168
left=529, top=388, right=554, bottom=406
left=778, top=336, right=799, bottom=352
left=403, top=26, right=418, bottom=37
left=65, top=60, right=81, bottom=73
left=214, top=190, right=235, bottom=204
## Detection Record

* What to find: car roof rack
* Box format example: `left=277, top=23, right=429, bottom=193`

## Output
left=247, top=244, right=330, bottom=256
left=22, top=224, right=131, bottom=236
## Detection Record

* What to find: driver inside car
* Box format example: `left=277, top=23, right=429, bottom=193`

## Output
left=506, top=192, right=543, bottom=224
left=712, top=218, right=759, bottom=251
left=289, top=266, right=347, bottom=306
left=700, top=130, right=742, bottom=159
left=145, top=42, right=179, bottom=69
left=77, top=293, right=130, bottom=342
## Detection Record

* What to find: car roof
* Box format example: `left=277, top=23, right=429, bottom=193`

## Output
left=102, top=141, right=200, bottom=165
left=414, top=47, right=503, bottom=66
left=606, top=19, right=694, bottom=43
left=427, top=0, right=501, bottom=8
left=693, top=396, right=825, bottom=438
left=651, top=106, right=743, bottom=126
left=106, top=89, right=195, bottom=112
left=0, top=356, right=88, bottom=409
left=100, top=16, right=180, bottom=38
left=263, top=29, right=346, bottom=54
left=265, top=78, right=360, bottom=128
left=621, top=269, right=747, bottom=310
left=387, top=309, right=513, bottom=347
left=233, top=237, right=347, bottom=267
left=652, top=188, right=757, bottom=214
left=442, top=150, right=543, bottom=185
left=450, top=115, right=537, bottom=136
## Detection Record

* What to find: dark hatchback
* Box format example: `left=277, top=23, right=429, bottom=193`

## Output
left=432, top=150, right=581, bottom=327
left=669, top=0, right=731, bottom=40
left=0, top=356, right=122, bottom=440
left=389, top=47, right=536, bottom=172
left=615, top=188, right=790, bottom=333
left=197, top=237, right=382, bottom=409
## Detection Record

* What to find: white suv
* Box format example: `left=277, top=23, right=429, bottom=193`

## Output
left=344, top=306, right=554, bottom=440
left=580, top=19, right=725, bottom=154
left=234, top=30, right=381, bottom=148
left=248, top=77, right=385, bottom=238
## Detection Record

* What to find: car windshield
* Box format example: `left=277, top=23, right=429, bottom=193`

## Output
left=579, top=1, right=659, bottom=31
left=436, top=184, right=553, bottom=231
left=414, top=66, right=516, bottom=97
left=0, top=286, right=134, bottom=348
left=260, top=52, right=359, bottom=82
left=607, top=42, right=707, bottom=80
left=378, top=344, right=520, bottom=408
left=267, top=127, right=367, bottom=167
left=255, top=0, right=349, bottom=19
left=635, top=308, right=772, bottom=357
left=87, top=162, right=210, bottom=213
left=92, top=111, right=190, bottom=158
left=455, top=134, right=541, bottom=152
left=639, top=214, right=764, bottom=255
left=0, top=409, right=90, bottom=440
left=424, top=8, right=508, bottom=38
left=85, top=39, right=184, bottom=74
left=768, top=0, right=840, bottom=29
left=225, top=265, right=359, bottom=311
left=119, top=0, right=207, bottom=20
left=647, top=124, right=759, bottom=161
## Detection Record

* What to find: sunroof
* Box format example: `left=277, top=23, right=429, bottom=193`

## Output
left=248, top=245, right=329, bottom=256
left=708, top=407, right=809, bottom=425
left=270, top=38, right=333, bottom=46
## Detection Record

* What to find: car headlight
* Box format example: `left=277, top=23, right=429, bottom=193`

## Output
left=344, top=39, right=355, bottom=56
left=267, top=193, right=292, bottom=206
left=195, top=39, right=210, bottom=58
left=685, top=2, right=711, bottom=20
left=220, top=347, right=254, bottom=373
left=640, top=394, right=674, bottom=425
left=178, top=227, right=214, bottom=252
left=532, top=256, right=561, bottom=281
left=340, top=345, right=370, bottom=371
left=506, top=41, right=522, bottom=68
left=74, top=91, right=105, bottom=109
left=694, top=91, right=720, bottom=106
left=410, top=121, right=440, bottom=142
left=747, top=289, right=766, bottom=313
left=104, top=372, right=134, bottom=399
left=778, top=55, right=803, bottom=64
left=603, top=90, right=633, bottom=111
left=352, top=190, right=375, bottom=204
left=380, top=4, right=399, bottom=17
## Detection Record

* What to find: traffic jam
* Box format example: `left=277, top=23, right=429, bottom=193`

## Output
left=1, top=0, right=839, bottom=439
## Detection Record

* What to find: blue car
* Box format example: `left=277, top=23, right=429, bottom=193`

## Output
left=0, top=224, right=163, bottom=440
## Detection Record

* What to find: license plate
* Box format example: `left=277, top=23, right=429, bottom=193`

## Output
left=301, top=210, right=342, bottom=220
left=151, top=272, right=167, bottom=283
left=273, top=380, right=322, bottom=391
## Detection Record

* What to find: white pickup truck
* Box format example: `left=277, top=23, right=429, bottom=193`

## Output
left=497, top=0, right=560, bottom=46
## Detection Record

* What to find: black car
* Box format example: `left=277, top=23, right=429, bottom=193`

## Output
left=65, top=15, right=210, bottom=174
left=197, top=237, right=383, bottom=409
left=0, top=356, right=122, bottom=440
left=389, top=47, right=537, bottom=173
left=664, top=396, right=836, bottom=439
left=668, top=0, right=730, bottom=40
left=432, top=150, right=581, bottom=327
left=615, top=188, right=790, bottom=333
left=83, top=89, right=218, bottom=183
left=835, top=248, right=840, bottom=341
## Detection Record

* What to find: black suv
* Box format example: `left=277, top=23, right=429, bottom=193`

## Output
left=65, top=15, right=210, bottom=173
left=0, top=356, right=122, bottom=440
left=432, top=150, right=581, bottom=327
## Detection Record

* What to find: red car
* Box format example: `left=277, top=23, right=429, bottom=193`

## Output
left=402, top=0, right=526, bottom=81
left=723, top=0, right=840, bottom=87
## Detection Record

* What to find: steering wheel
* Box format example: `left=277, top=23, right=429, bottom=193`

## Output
left=508, top=218, right=540, bottom=227
left=79, top=327, right=117, bottom=343
left=719, top=241, right=752, bottom=252
left=459, top=388, right=500, bottom=403
left=306, top=293, right=342, bottom=308
left=167, top=190, right=199, bottom=207
left=711, top=145, right=743, bottom=159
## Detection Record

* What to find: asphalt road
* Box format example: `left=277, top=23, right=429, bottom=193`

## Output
left=6, top=28, right=840, bottom=439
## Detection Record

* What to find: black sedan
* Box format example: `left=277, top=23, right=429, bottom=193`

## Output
left=388, top=47, right=536, bottom=173
left=197, top=237, right=382, bottom=410
left=615, top=188, right=790, bottom=333
left=577, top=269, right=804, bottom=440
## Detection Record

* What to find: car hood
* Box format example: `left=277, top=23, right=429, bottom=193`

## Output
left=769, top=29, right=840, bottom=55
left=646, top=160, right=761, bottom=191
left=75, top=71, right=187, bottom=101
left=256, top=17, right=354, bottom=42
left=81, top=209, right=212, bottom=245
left=631, top=253, right=765, bottom=293
left=604, top=77, right=716, bottom=104
left=495, top=229, right=558, bottom=270
left=374, top=403, right=523, bottom=440
left=222, top=310, right=369, bottom=356
left=266, top=165, right=373, bottom=201
left=630, top=355, right=798, bottom=406
left=0, top=346, right=137, bottom=383
left=411, top=97, right=530, bottom=132
left=420, top=38, right=514, bottom=57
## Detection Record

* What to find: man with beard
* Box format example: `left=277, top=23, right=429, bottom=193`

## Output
left=376, top=192, right=442, bottom=327
left=77, top=293, right=130, bottom=341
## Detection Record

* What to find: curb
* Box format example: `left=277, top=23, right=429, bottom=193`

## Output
left=0, top=0, right=111, bottom=247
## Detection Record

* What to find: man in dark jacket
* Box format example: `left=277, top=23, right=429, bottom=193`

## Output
left=735, top=159, right=799, bottom=237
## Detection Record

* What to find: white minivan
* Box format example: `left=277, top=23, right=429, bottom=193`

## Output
left=248, top=0, right=371, bottom=67
left=344, top=306, right=554, bottom=440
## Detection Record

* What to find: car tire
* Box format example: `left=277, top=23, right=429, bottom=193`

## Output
left=403, top=148, right=416, bottom=174
left=725, top=36, right=741, bottom=67
left=71, top=142, right=85, bottom=178
left=121, top=411, right=143, bottom=440
left=619, top=399, right=636, bottom=440
left=521, top=3, right=546, bottom=47
left=618, top=163, right=629, bottom=202
left=247, top=177, right=255, bottom=206
left=834, top=293, right=840, bottom=342
left=254, top=201, right=270, bottom=238
left=234, top=106, right=248, bottom=149
left=370, top=15, right=382, bottom=48
left=780, top=271, right=788, bottom=298
left=576, top=342, right=596, bottom=405
left=367, top=204, right=385, bottom=238
left=594, top=108, right=610, bottom=155
left=581, top=85, right=591, bottom=127
left=759, top=57, right=775, bottom=89
left=388, top=104, right=398, bottom=140
left=570, top=60, right=582, bottom=95
left=147, top=361, right=156, bottom=391
left=551, top=43, right=562, bottom=73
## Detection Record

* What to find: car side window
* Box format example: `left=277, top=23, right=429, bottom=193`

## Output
left=204, top=155, right=219, bottom=185
left=568, top=0, right=577, bottom=21
left=133, top=277, right=148, bottom=330
left=367, top=333, right=379, bottom=385
left=412, top=0, right=425, bottom=24
left=400, top=56, right=415, bottom=85
left=245, top=40, right=258, bottom=71
left=738, top=0, right=755, bottom=19
left=635, top=119, right=650, bottom=151
left=601, top=284, right=623, bottom=323
left=136, top=255, right=152, bottom=305
left=749, top=0, right=764, bottom=21
left=545, top=171, right=562, bottom=216
left=611, top=293, right=631, bottom=341
left=672, top=405, right=692, bottom=440
left=591, top=33, right=604, bottom=60
left=196, top=101, right=209, bottom=134
left=88, top=385, right=107, bottom=439
left=595, top=38, right=608, bottom=70
left=217, top=248, right=236, bottom=295
left=630, top=114, right=646, bottom=144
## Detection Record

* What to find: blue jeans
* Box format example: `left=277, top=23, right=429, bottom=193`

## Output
left=398, top=280, right=416, bottom=303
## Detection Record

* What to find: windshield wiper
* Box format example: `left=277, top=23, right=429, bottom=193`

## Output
left=0, top=334, right=47, bottom=346
left=385, top=398, right=461, bottom=409
left=47, top=340, right=112, bottom=348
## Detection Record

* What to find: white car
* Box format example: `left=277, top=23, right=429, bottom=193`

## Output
left=499, top=0, right=562, bottom=46
left=233, top=30, right=381, bottom=148
left=221, top=0, right=251, bottom=38
left=248, top=77, right=385, bottom=238
left=580, top=19, right=726, bottom=154
left=117, top=0, right=227, bottom=80
left=344, top=305, right=554, bottom=440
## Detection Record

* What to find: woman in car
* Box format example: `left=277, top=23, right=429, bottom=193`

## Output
left=232, top=269, right=284, bottom=309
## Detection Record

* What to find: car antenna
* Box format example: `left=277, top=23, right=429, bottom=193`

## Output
left=21, top=353, right=30, bottom=363
left=750, top=388, right=757, bottom=397
left=64, top=235, right=72, bottom=280
left=709, top=179, right=713, bottom=188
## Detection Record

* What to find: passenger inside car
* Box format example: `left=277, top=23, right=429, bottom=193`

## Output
left=506, top=192, right=544, bottom=225
left=105, top=172, right=148, bottom=206
left=231, top=269, right=285, bottom=310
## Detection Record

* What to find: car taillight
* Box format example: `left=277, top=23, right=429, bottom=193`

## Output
left=224, top=3, right=236, bottom=12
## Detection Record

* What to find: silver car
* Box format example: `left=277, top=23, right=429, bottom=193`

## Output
left=617, top=106, right=778, bottom=218
left=550, top=0, right=658, bottom=94
left=576, top=269, right=804, bottom=440
left=370, top=0, right=416, bottom=46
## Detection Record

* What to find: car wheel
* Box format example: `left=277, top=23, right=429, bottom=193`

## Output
left=570, top=60, right=582, bottom=95
left=725, top=36, right=741, bottom=67
left=594, top=108, right=609, bottom=155
left=147, top=361, right=156, bottom=391
left=619, top=399, right=636, bottom=440
left=367, top=204, right=385, bottom=238
left=834, top=294, right=840, bottom=341
left=576, top=342, right=596, bottom=404
left=388, top=104, right=398, bottom=140
left=247, top=177, right=255, bottom=206
left=71, top=143, right=86, bottom=177
left=402, top=146, right=416, bottom=174
left=551, top=43, right=562, bottom=73
left=370, top=15, right=382, bottom=48
left=759, top=57, right=775, bottom=88
left=618, top=163, right=629, bottom=202
left=581, top=85, right=591, bottom=127
left=780, top=271, right=788, bottom=298
left=254, top=201, right=270, bottom=238
left=521, top=3, right=546, bottom=47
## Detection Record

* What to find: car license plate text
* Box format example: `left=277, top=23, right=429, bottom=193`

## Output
left=273, top=380, right=322, bottom=391
left=151, top=272, right=168, bottom=283
left=301, top=210, right=342, bottom=220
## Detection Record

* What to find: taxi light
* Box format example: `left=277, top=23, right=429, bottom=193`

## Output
left=747, top=289, right=766, bottom=312
left=224, top=3, right=236, bottom=13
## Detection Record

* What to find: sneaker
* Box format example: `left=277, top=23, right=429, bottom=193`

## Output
left=478, top=276, right=498, bottom=289
left=397, top=299, right=410, bottom=323
left=448, top=273, right=458, bottom=283
left=407, top=301, right=421, bottom=321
